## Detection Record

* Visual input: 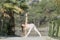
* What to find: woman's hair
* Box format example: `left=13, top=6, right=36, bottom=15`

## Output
left=21, top=24, right=25, bottom=32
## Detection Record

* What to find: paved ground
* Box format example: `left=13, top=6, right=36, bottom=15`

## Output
left=0, top=36, right=58, bottom=40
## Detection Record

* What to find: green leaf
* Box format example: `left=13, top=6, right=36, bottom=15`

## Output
left=3, top=3, right=13, bottom=8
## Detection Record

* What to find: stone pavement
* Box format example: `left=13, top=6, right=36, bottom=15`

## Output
left=0, top=36, right=58, bottom=40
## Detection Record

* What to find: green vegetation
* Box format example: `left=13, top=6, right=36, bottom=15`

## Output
left=0, top=0, right=60, bottom=37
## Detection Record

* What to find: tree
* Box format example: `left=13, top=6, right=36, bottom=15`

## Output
left=48, top=0, right=60, bottom=37
left=0, top=0, right=29, bottom=35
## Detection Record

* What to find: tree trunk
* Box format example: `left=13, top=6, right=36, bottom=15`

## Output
left=56, top=25, right=59, bottom=37
left=7, top=10, right=15, bottom=35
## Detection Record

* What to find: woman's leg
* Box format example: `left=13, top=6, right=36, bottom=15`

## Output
left=24, top=27, right=33, bottom=37
left=34, top=26, right=41, bottom=37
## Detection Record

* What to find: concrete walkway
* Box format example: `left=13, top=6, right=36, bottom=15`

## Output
left=0, top=36, right=58, bottom=40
